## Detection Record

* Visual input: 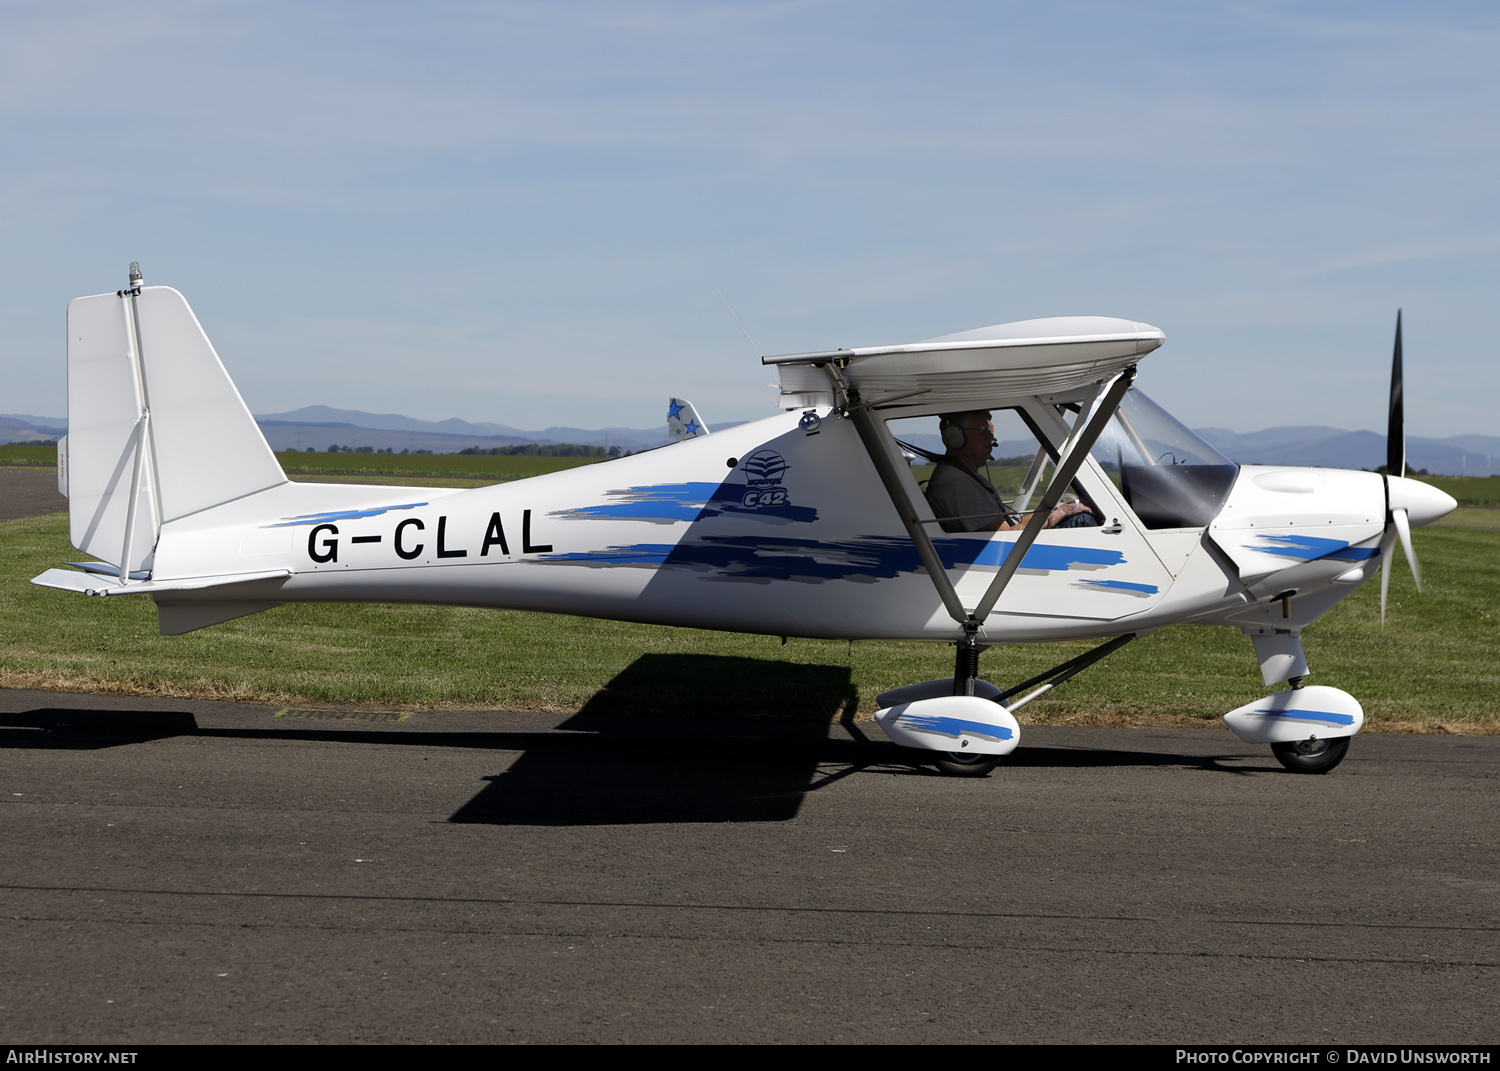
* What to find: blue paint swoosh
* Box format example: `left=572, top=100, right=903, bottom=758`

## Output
left=1246, top=534, right=1378, bottom=563
left=1249, top=707, right=1357, bottom=727
left=266, top=502, right=427, bottom=527
left=553, top=482, right=720, bottom=523
left=539, top=533, right=1127, bottom=583
left=897, top=713, right=1014, bottom=741
left=554, top=480, right=820, bottom=525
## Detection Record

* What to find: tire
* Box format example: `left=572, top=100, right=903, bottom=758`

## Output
left=933, top=751, right=1002, bottom=778
left=1270, top=736, right=1351, bottom=774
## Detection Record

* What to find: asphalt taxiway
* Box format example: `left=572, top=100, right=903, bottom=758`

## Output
left=2, top=688, right=1495, bottom=1044
left=0, top=467, right=66, bottom=522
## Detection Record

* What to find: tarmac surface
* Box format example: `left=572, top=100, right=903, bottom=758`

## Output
left=0, top=467, right=66, bottom=522
left=2, top=688, right=1496, bottom=1045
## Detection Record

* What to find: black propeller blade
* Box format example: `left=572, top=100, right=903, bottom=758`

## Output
left=1380, top=308, right=1422, bottom=623
left=1387, top=310, right=1404, bottom=478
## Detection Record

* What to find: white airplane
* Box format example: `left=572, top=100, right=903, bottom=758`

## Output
left=35, top=265, right=1457, bottom=776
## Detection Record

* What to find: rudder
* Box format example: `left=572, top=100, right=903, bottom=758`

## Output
left=66, top=279, right=285, bottom=574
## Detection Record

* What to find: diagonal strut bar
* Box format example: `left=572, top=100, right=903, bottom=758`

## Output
left=970, top=367, right=1136, bottom=624
left=997, top=632, right=1137, bottom=712
left=844, top=383, right=969, bottom=626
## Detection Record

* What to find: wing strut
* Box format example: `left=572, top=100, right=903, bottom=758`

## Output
left=832, top=359, right=1136, bottom=634
left=970, top=367, right=1135, bottom=624
left=997, top=632, right=1137, bottom=712
left=840, top=373, right=969, bottom=627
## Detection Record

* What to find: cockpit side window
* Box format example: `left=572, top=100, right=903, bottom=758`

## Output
left=885, top=409, right=1101, bottom=534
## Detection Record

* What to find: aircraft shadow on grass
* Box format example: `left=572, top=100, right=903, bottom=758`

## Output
left=1, top=653, right=1273, bottom=825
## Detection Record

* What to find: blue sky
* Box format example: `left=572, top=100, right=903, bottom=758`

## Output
left=3, top=1, right=1497, bottom=435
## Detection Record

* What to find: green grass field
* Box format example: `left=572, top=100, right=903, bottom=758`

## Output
left=3, top=506, right=1496, bottom=731
left=8, top=441, right=1500, bottom=502
left=273, top=451, right=606, bottom=481
left=0, top=444, right=607, bottom=482
left=0, top=445, right=63, bottom=467
left=1419, top=475, right=1500, bottom=508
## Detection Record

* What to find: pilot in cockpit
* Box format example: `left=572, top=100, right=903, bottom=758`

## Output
left=924, top=410, right=1097, bottom=533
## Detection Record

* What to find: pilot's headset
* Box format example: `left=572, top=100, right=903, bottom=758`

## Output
left=939, top=411, right=993, bottom=451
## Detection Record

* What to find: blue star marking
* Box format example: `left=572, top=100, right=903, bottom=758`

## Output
left=684, top=421, right=699, bottom=435
left=668, top=401, right=684, bottom=420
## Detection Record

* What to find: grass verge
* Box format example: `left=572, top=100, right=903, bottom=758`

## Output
left=0, top=444, right=607, bottom=482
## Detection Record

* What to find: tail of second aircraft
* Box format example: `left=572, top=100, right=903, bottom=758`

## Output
left=61, top=265, right=286, bottom=578
left=666, top=397, right=710, bottom=441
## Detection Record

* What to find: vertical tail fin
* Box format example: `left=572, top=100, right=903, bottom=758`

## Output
left=67, top=280, right=285, bottom=575
left=667, top=397, right=710, bottom=441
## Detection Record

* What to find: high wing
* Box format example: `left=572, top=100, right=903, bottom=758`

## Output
left=767, top=316, right=1163, bottom=410
left=763, top=316, right=1165, bottom=637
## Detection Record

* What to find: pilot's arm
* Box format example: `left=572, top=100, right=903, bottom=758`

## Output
left=927, top=462, right=1093, bottom=532
left=991, top=500, right=1093, bottom=531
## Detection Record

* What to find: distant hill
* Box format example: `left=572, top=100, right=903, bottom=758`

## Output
left=0, top=414, right=66, bottom=444
left=937, top=426, right=1500, bottom=477
left=255, top=406, right=674, bottom=454
left=1196, top=427, right=1500, bottom=476
left=258, top=406, right=534, bottom=440
left=11, top=406, right=1498, bottom=474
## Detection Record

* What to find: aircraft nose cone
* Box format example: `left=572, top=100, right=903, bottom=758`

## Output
left=1388, top=475, right=1458, bottom=527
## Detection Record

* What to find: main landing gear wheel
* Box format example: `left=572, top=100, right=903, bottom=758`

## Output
left=934, top=751, right=1002, bottom=778
left=1270, top=736, right=1351, bottom=774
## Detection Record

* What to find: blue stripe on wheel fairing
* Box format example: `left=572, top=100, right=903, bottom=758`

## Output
left=896, top=713, right=1014, bottom=741
left=1249, top=708, right=1357, bottom=727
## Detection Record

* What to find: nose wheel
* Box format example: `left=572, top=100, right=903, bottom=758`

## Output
left=1270, top=736, right=1350, bottom=774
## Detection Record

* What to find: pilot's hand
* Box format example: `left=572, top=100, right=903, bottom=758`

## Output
left=1046, top=501, right=1093, bottom=527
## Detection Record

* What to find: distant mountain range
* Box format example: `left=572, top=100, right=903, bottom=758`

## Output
left=5, top=408, right=1498, bottom=475
left=1195, top=426, right=1500, bottom=476
left=919, top=425, right=1500, bottom=477
left=254, top=406, right=675, bottom=454
left=0, top=414, right=67, bottom=442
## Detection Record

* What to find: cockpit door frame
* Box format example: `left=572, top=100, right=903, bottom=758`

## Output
left=839, top=362, right=1163, bottom=632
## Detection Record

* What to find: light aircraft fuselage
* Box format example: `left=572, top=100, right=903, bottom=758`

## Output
left=136, top=410, right=1438, bottom=647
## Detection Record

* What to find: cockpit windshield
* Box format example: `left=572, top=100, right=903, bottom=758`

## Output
left=1088, top=389, right=1238, bottom=529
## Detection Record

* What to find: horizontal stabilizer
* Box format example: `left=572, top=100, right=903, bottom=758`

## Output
left=32, top=567, right=290, bottom=597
